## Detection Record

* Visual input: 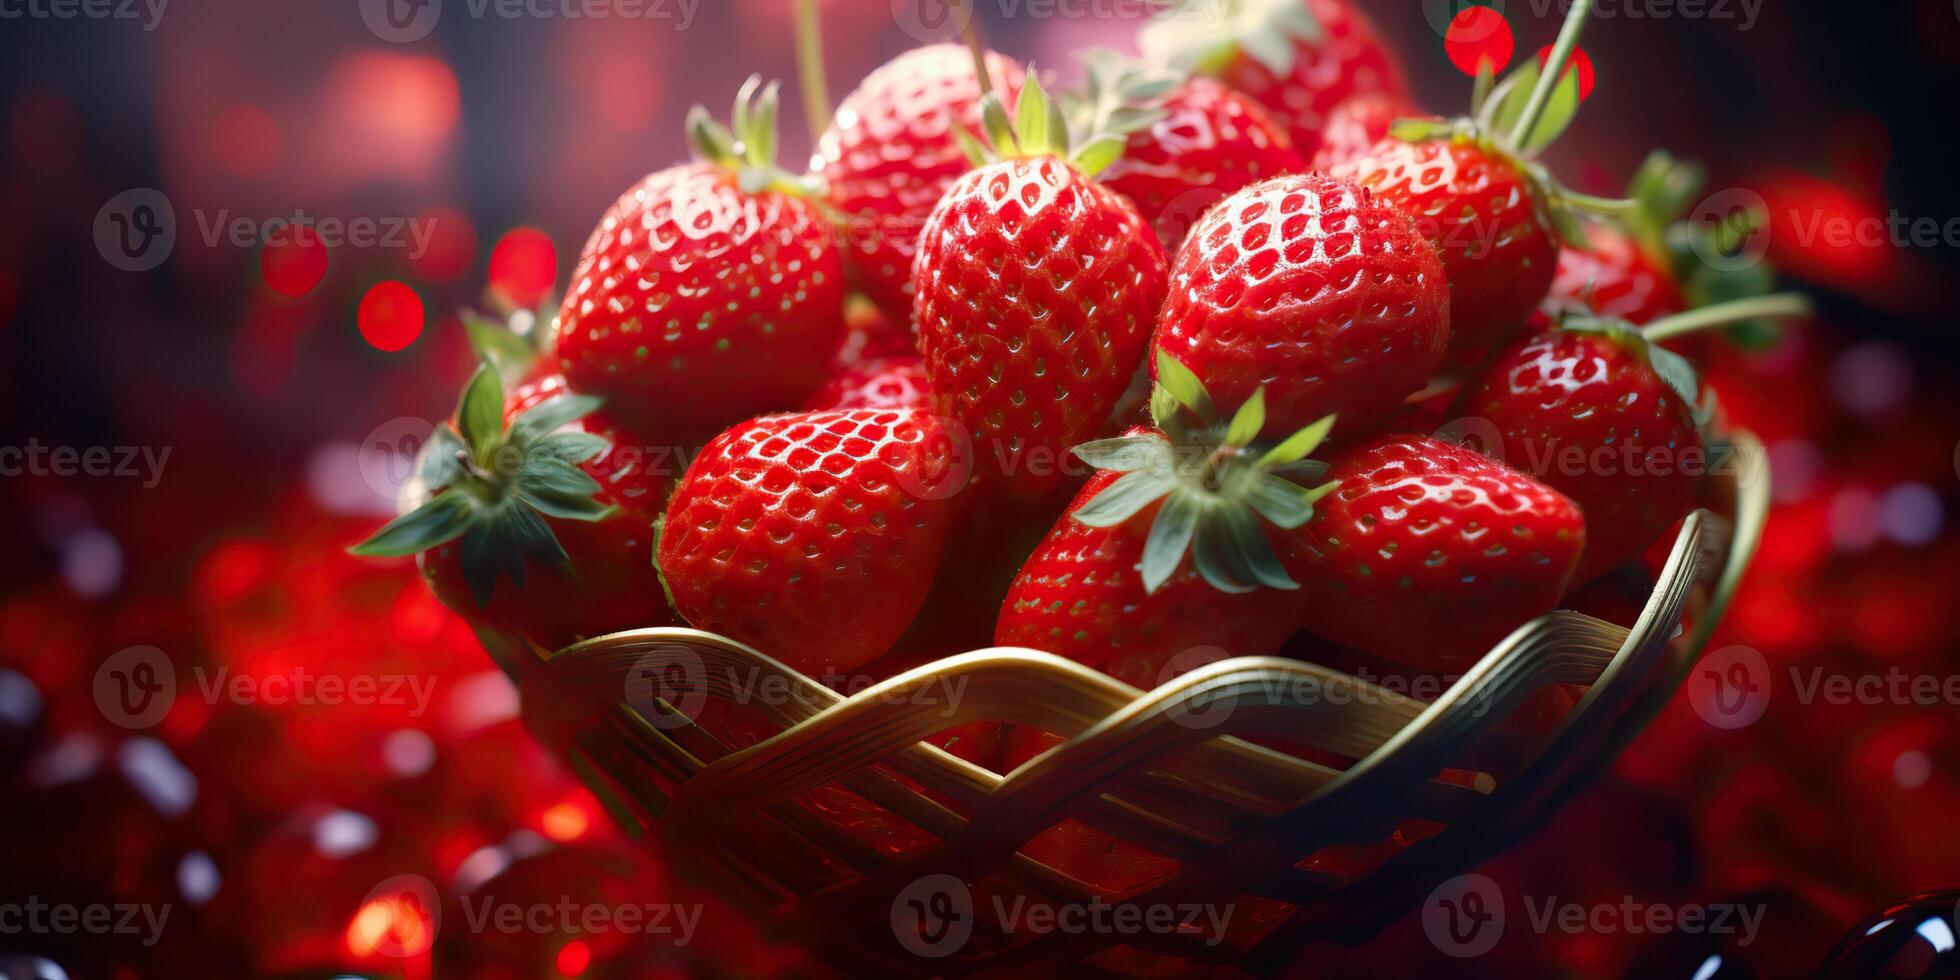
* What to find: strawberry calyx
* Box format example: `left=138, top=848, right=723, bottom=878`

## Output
left=1069, top=49, right=1181, bottom=144
left=1385, top=0, right=1629, bottom=250
left=1067, top=350, right=1339, bottom=595
left=687, top=75, right=820, bottom=198
left=462, top=293, right=558, bottom=386
left=349, top=362, right=617, bottom=607
left=1138, top=0, right=1324, bottom=79
left=1558, top=291, right=1813, bottom=427
left=953, top=65, right=1129, bottom=178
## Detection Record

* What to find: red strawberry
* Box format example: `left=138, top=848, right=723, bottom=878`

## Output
left=1309, top=93, right=1413, bottom=172
left=1553, top=220, right=1685, bottom=327
left=828, top=293, right=917, bottom=371
left=556, top=78, right=845, bottom=444
left=1083, top=58, right=1304, bottom=252
left=1152, top=171, right=1450, bottom=438
left=1463, top=295, right=1809, bottom=582
left=1291, top=433, right=1586, bottom=672
left=995, top=436, right=1305, bottom=686
left=997, top=367, right=1340, bottom=680
left=816, top=44, right=1022, bottom=323
left=914, top=72, right=1169, bottom=497
left=657, top=408, right=966, bottom=674
left=801, top=355, right=931, bottom=412
left=1331, top=7, right=1616, bottom=358
left=1141, top=0, right=1406, bottom=160
left=352, top=364, right=674, bottom=652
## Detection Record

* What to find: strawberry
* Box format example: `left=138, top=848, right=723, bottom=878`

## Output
left=656, top=408, right=966, bottom=674
left=913, top=71, right=1169, bottom=497
left=1140, top=0, right=1407, bottom=160
left=1551, top=151, right=1785, bottom=349
left=1331, top=4, right=1619, bottom=358
left=1291, top=433, right=1586, bottom=672
left=1151, top=171, right=1450, bottom=439
left=996, top=360, right=1339, bottom=681
left=352, top=364, right=673, bottom=652
left=802, top=355, right=931, bottom=412
left=1309, top=92, right=1413, bottom=173
left=1463, top=295, right=1810, bottom=583
left=555, top=78, right=845, bottom=444
left=1080, top=57, right=1304, bottom=252
left=816, top=44, right=1022, bottom=323
left=827, top=293, right=917, bottom=371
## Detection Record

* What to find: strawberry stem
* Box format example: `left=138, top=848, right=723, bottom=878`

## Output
left=1509, top=0, right=1593, bottom=149
left=953, top=0, right=994, bottom=99
left=792, top=0, right=830, bottom=136
left=1641, top=292, right=1813, bottom=343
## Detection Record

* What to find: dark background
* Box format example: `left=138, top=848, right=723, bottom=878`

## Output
left=0, top=0, right=1956, bottom=976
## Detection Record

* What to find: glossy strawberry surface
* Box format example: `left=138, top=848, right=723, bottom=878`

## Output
left=1335, top=136, right=1559, bottom=356
left=1550, top=221, right=1686, bottom=326
left=1309, top=93, right=1412, bottom=172
left=657, top=409, right=963, bottom=673
left=801, top=355, right=931, bottom=411
left=1153, top=172, right=1450, bottom=436
left=915, top=157, right=1168, bottom=496
left=421, top=377, right=675, bottom=652
left=816, top=44, right=1021, bottom=322
left=994, top=453, right=1302, bottom=686
left=1465, top=325, right=1703, bottom=583
left=1101, top=76, right=1304, bottom=252
left=555, top=163, right=844, bottom=443
left=1291, top=434, right=1585, bottom=671
left=1213, top=0, right=1407, bottom=158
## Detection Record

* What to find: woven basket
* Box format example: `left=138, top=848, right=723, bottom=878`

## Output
left=468, top=431, right=1768, bottom=976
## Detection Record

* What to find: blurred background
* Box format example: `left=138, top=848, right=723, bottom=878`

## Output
left=0, top=0, right=1958, bottom=976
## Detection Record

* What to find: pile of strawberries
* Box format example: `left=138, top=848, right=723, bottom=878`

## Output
left=357, top=0, right=1805, bottom=805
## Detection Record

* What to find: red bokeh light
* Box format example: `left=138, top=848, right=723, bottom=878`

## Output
left=1537, top=44, right=1597, bottom=101
left=409, top=207, right=478, bottom=282
left=260, top=224, right=330, bottom=297
left=488, top=228, right=559, bottom=309
left=556, top=939, right=593, bottom=977
left=358, top=281, right=427, bottom=353
left=1446, top=6, right=1514, bottom=76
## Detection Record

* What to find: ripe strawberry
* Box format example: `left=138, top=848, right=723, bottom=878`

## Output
left=1080, top=57, right=1303, bottom=252
left=556, top=78, right=845, bottom=444
left=657, top=408, right=966, bottom=674
left=914, top=71, right=1169, bottom=497
left=802, top=355, right=931, bottom=412
left=996, top=363, right=1339, bottom=681
left=1141, top=0, right=1407, bottom=160
left=816, top=44, right=1022, bottom=323
left=1463, top=295, right=1809, bottom=582
left=1331, top=6, right=1617, bottom=357
left=1291, top=433, right=1586, bottom=672
left=352, top=364, right=674, bottom=652
left=828, top=293, right=917, bottom=371
left=1309, top=93, right=1414, bottom=172
left=1152, top=171, right=1450, bottom=438
left=1553, top=220, right=1685, bottom=327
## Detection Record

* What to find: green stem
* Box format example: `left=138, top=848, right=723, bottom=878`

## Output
left=1470, top=60, right=1495, bottom=118
left=1509, top=0, right=1593, bottom=149
left=1558, top=190, right=1638, bottom=216
left=1641, top=292, right=1813, bottom=343
left=793, top=0, right=831, bottom=136
left=953, top=0, right=993, bottom=98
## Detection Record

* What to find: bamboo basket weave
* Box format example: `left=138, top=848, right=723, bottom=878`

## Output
left=467, top=431, right=1769, bottom=976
